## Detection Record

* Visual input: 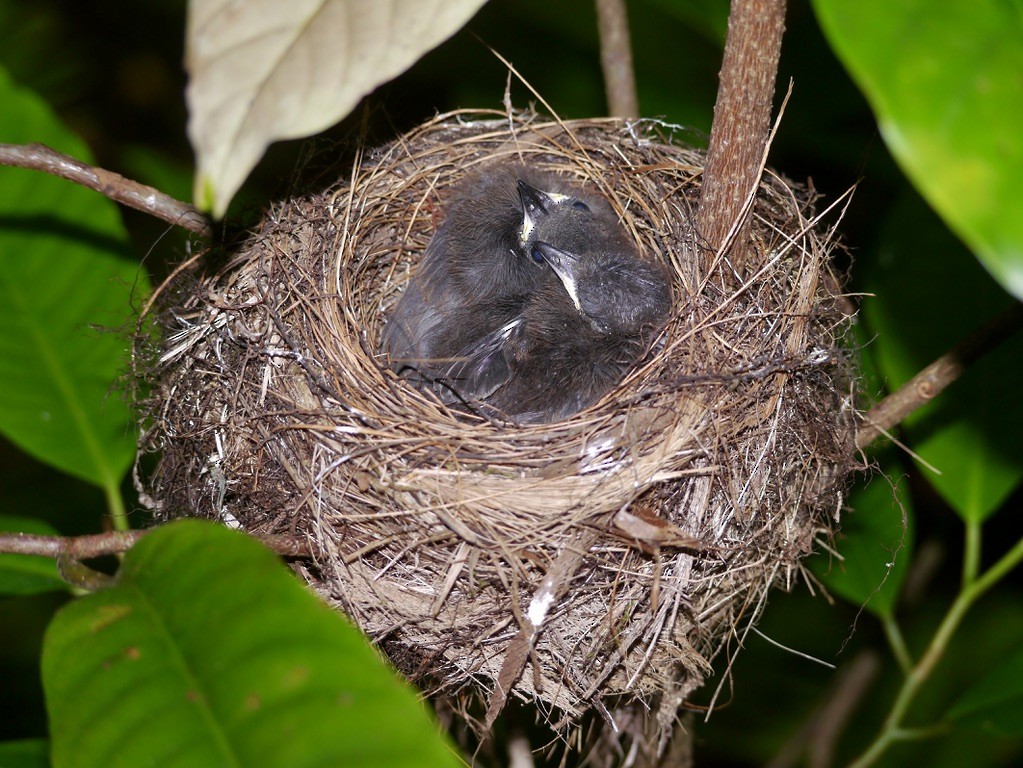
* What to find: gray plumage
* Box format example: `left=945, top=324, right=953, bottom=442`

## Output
left=452, top=201, right=673, bottom=423
left=381, top=162, right=608, bottom=395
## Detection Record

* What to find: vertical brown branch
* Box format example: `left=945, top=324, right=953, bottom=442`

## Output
left=595, top=0, right=639, bottom=118
left=696, top=0, right=787, bottom=271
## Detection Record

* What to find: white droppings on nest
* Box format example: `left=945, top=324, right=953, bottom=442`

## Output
left=527, top=578, right=558, bottom=628
left=135, top=108, right=856, bottom=758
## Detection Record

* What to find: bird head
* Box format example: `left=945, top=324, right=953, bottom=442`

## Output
left=516, top=179, right=596, bottom=249
left=531, top=236, right=671, bottom=336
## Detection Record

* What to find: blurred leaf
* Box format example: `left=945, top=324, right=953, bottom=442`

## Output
left=811, top=460, right=913, bottom=617
left=0, top=67, right=148, bottom=489
left=0, top=516, right=67, bottom=596
left=949, top=642, right=1023, bottom=736
left=42, top=520, right=460, bottom=768
left=0, top=739, right=48, bottom=768
left=863, top=192, right=1023, bottom=522
left=812, top=0, right=1023, bottom=300
left=187, top=0, right=488, bottom=217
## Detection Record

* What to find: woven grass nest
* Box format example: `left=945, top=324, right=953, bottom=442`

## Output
left=137, top=109, right=855, bottom=745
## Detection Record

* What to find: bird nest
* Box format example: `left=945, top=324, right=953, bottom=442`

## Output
left=136, top=109, right=855, bottom=748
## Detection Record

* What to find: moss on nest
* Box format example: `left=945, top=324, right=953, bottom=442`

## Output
left=136, top=109, right=856, bottom=752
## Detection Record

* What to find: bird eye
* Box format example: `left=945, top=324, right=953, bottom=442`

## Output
left=531, top=246, right=545, bottom=264
left=572, top=200, right=590, bottom=211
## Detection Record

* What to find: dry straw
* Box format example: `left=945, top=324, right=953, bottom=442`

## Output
left=136, top=109, right=856, bottom=749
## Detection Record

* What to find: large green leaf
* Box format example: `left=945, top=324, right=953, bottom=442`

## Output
left=812, top=0, right=1023, bottom=300
left=811, top=455, right=913, bottom=618
left=0, top=66, right=147, bottom=487
left=42, top=520, right=460, bottom=768
left=863, top=192, right=1023, bottom=522
left=948, top=642, right=1023, bottom=736
left=0, top=515, right=68, bottom=596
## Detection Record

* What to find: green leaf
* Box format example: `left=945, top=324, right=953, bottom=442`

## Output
left=0, top=739, right=49, bottom=768
left=812, top=0, right=1023, bottom=300
left=0, top=515, right=67, bottom=596
left=811, top=457, right=913, bottom=617
left=0, top=66, right=148, bottom=488
left=42, top=520, right=460, bottom=768
left=863, top=192, right=1023, bottom=522
left=948, top=642, right=1023, bottom=735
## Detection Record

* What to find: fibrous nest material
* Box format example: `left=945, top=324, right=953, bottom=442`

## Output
left=137, top=109, right=855, bottom=750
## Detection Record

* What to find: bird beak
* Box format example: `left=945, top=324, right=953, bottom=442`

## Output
left=517, top=180, right=568, bottom=245
left=533, top=241, right=582, bottom=311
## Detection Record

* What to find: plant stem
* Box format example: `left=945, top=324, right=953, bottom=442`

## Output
left=962, top=518, right=981, bottom=586
left=881, top=614, right=912, bottom=676
left=104, top=477, right=129, bottom=532
left=848, top=533, right=1023, bottom=767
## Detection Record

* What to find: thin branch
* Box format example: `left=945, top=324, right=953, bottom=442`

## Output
left=58, top=555, right=118, bottom=591
left=766, top=650, right=880, bottom=768
left=0, top=530, right=147, bottom=559
left=856, top=301, right=1023, bottom=450
left=849, top=533, right=1023, bottom=767
left=595, top=0, right=639, bottom=119
left=695, top=0, right=787, bottom=272
left=0, top=528, right=313, bottom=561
left=0, top=142, right=212, bottom=238
left=881, top=614, right=913, bottom=676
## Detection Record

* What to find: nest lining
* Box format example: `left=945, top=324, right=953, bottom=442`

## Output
left=138, top=109, right=855, bottom=742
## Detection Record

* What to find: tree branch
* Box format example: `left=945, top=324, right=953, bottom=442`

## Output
left=595, top=0, right=639, bottom=119
left=0, top=142, right=212, bottom=238
left=695, top=0, right=787, bottom=272
left=856, top=301, right=1023, bottom=450
left=0, top=527, right=313, bottom=561
left=767, top=650, right=880, bottom=768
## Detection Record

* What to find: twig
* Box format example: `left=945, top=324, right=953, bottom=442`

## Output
left=58, top=555, right=119, bottom=591
left=653, top=714, right=694, bottom=768
left=0, top=528, right=313, bottom=561
left=0, top=529, right=148, bottom=559
left=595, top=0, right=639, bottom=118
left=507, top=729, right=535, bottom=768
left=766, top=650, right=880, bottom=768
left=0, top=142, right=212, bottom=238
left=695, top=0, right=787, bottom=271
left=807, top=651, right=879, bottom=768
left=849, top=533, right=1023, bottom=767
left=856, top=301, right=1023, bottom=450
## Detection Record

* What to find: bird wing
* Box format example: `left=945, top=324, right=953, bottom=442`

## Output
left=440, top=317, right=521, bottom=402
left=381, top=248, right=463, bottom=371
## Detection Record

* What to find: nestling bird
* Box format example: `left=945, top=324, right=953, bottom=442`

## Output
left=451, top=198, right=673, bottom=423
left=381, top=162, right=607, bottom=392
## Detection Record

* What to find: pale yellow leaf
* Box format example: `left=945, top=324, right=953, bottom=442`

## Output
left=186, top=0, right=488, bottom=217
